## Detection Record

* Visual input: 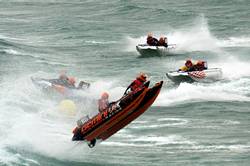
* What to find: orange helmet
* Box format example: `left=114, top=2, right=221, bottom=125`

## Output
left=137, top=72, right=147, bottom=82
left=196, top=60, right=203, bottom=65
left=101, top=92, right=109, bottom=99
left=68, top=77, right=76, bottom=85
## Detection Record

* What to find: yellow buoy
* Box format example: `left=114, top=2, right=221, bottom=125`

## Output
left=58, top=99, right=76, bottom=116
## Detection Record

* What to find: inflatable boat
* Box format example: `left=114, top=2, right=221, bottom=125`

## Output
left=136, top=44, right=176, bottom=56
left=166, top=68, right=222, bottom=83
left=31, top=77, right=89, bottom=94
left=72, top=81, right=163, bottom=147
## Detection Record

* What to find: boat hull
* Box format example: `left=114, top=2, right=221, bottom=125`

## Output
left=136, top=44, right=176, bottom=56
left=166, top=68, right=222, bottom=83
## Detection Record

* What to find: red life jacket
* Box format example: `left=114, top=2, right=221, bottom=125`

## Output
left=130, top=79, right=144, bottom=91
left=98, top=99, right=109, bottom=112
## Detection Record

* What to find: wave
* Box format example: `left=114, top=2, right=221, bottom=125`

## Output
left=132, top=135, right=195, bottom=145
left=85, top=40, right=117, bottom=45
left=0, top=39, right=15, bottom=47
left=102, top=134, right=194, bottom=147
left=129, top=118, right=188, bottom=129
left=0, top=49, right=24, bottom=56
left=217, top=36, right=250, bottom=47
left=35, top=59, right=72, bottom=67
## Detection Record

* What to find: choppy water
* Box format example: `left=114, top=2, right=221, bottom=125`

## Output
left=1, top=0, right=250, bottom=165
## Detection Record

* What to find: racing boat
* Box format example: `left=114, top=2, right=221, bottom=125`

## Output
left=31, top=77, right=90, bottom=94
left=72, top=81, right=163, bottom=147
left=136, top=44, right=176, bottom=56
left=166, top=68, right=222, bottom=83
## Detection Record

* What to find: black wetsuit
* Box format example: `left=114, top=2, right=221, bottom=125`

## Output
left=147, top=37, right=159, bottom=46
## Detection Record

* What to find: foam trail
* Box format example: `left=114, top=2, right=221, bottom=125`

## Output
left=217, top=36, right=250, bottom=47
left=213, top=56, right=250, bottom=79
left=155, top=80, right=250, bottom=106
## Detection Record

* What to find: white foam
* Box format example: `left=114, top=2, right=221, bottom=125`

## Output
left=101, top=141, right=153, bottom=147
left=132, top=135, right=195, bottom=145
left=85, top=40, right=117, bottom=45
left=214, top=56, right=250, bottom=79
left=129, top=118, right=188, bottom=129
left=155, top=80, right=250, bottom=106
left=217, top=36, right=250, bottom=47
left=2, top=49, right=21, bottom=55
left=0, top=74, right=131, bottom=162
left=223, top=120, right=240, bottom=125
left=188, top=144, right=250, bottom=153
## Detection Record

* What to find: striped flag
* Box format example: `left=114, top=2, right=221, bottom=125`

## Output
left=188, top=71, right=206, bottom=79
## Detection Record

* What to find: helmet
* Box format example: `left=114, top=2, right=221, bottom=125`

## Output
left=147, top=32, right=153, bottom=37
left=137, top=72, right=147, bottom=82
left=101, top=92, right=109, bottom=99
left=68, top=77, right=76, bottom=85
left=59, top=73, right=67, bottom=80
left=185, top=59, right=192, bottom=66
left=196, top=60, right=203, bottom=65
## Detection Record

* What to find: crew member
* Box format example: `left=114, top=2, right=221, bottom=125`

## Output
left=125, top=73, right=147, bottom=94
left=158, top=36, right=168, bottom=47
left=194, top=60, right=207, bottom=71
left=58, top=73, right=90, bottom=89
left=98, top=92, right=109, bottom=112
left=147, top=33, right=159, bottom=46
left=67, top=77, right=76, bottom=88
left=179, top=59, right=194, bottom=72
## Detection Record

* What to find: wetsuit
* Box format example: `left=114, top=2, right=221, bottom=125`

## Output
left=147, top=36, right=159, bottom=46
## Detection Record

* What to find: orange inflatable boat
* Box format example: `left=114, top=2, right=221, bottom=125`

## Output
left=72, top=81, right=163, bottom=147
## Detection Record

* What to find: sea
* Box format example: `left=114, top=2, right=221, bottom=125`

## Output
left=0, top=0, right=250, bottom=165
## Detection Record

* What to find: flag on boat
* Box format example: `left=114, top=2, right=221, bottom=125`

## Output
left=188, top=71, right=206, bottom=79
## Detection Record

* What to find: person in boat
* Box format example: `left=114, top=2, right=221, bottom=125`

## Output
left=158, top=36, right=168, bottom=47
left=193, top=60, right=207, bottom=71
left=58, top=73, right=90, bottom=89
left=98, top=92, right=110, bottom=112
left=51, top=76, right=75, bottom=94
left=147, top=33, right=159, bottom=46
left=178, top=59, right=195, bottom=72
left=58, top=73, right=76, bottom=88
left=125, top=73, right=147, bottom=94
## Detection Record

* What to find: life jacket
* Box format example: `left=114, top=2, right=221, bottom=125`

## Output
left=179, top=66, right=188, bottom=72
left=98, top=99, right=109, bottom=112
left=179, top=65, right=196, bottom=72
left=130, top=79, right=144, bottom=92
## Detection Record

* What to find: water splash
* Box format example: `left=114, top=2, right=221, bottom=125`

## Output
left=125, top=16, right=221, bottom=53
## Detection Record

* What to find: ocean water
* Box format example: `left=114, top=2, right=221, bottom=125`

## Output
left=0, top=0, right=250, bottom=165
